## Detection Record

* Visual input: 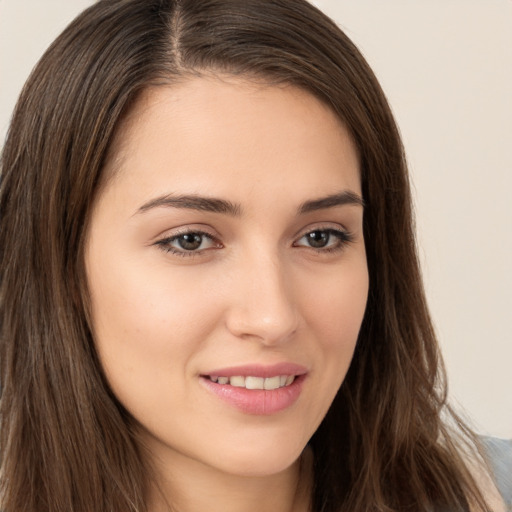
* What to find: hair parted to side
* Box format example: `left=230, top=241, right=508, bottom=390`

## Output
left=0, top=1, right=489, bottom=511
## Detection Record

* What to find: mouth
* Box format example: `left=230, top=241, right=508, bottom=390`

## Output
left=204, top=374, right=296, bottom=390
left=199, top=363, right=307, bottom=414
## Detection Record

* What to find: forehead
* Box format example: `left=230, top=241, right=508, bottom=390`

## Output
left=101, top=75, right=361, bottom=207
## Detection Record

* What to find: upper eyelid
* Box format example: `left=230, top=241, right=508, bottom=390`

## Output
left=294, top=227, right=351, bottom=245
left=154, top=222, right=349, bottom=242
left=166, top=227, right=215, bottom=239
left=293, top=222, right=348, bottom=239
left=157, top=222, right=345, bottom=237
left=297, top=226, right=347, bottom=237
left=152, top=224, right=219, bottom=242
left=154, top=230, right=220, bottom=258
left=159, top=229, right=219, bottom=246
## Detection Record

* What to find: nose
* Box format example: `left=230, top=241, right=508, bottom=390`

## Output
left=224, top=252, right=299, bottom=345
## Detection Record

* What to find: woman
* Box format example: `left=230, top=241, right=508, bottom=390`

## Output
left=0, top=1, right=508, bottom=511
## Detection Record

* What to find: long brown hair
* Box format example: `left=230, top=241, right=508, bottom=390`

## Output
left=0, top=1, right=489, bottom=511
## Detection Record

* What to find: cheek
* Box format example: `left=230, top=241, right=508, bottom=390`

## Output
left=86, top=253, right=223, bottom=385
left=287, top=256, right=368, bottom=432
left=300, top=256, right=368, bottom=392
left=303, top=257, right=369, bottom=346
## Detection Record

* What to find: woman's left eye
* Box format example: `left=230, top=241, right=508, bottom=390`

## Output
left=294, top=228, right=352, bottom=251
left=155, top=231, right=219, bottom=256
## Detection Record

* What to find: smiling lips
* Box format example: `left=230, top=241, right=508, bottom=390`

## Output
left=207, top=374, right=295, bottom=390
left=201, top=363, right=307, bottom=415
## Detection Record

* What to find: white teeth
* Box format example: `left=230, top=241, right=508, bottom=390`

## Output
left=229, top=376, right=245, bottom=387
left=208, top=374, right=296, bottom=389
left=264, top=375, right=281, bottom=390
left=245, top=376, right=264, bottom=389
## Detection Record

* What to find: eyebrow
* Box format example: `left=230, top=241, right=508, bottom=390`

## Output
left=136, top=194, right=242, bottom=216
left=298, top=191, right=365, bottom=213
left=135, top=190, right=364, bottom=216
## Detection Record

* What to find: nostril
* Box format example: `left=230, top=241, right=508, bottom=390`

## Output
left=223, top=263, right=299, bottom=343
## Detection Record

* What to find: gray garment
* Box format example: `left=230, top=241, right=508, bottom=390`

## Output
left=482, top=437, right=512, bottom=510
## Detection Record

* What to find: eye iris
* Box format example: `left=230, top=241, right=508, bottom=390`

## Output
left=177, top=233, right=203, bottom=250
left=307, top=230, right=329, bottom=248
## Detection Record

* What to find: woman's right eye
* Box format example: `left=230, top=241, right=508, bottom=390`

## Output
left=155, top=231, right=220, bottom=256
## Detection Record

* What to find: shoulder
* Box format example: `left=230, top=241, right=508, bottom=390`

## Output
left=480, top=437, right=512, bottom=511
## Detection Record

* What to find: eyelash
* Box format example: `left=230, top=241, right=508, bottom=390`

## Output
left=293, top=228, right=354, bottom=253
left=154, top=227, right=354, bottom=258
left=155, top=229, right=220, bottom=257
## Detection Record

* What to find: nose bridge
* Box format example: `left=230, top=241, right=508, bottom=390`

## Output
left=225, top=246, right=298, bottom=344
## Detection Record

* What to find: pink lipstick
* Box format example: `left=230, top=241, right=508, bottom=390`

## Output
left=200, top=363, right=307, bottom=415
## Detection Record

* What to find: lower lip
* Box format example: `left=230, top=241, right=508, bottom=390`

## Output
left=200, top=375, right=306, bottom=415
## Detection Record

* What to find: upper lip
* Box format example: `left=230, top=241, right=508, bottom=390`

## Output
left=202, top=362, right=308, bottom=378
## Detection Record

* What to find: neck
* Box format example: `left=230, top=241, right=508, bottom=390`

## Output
left=147, top=445, right=313, bottom=512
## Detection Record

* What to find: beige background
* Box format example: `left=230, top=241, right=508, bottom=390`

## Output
left=1, top=1, right=510, bottom=438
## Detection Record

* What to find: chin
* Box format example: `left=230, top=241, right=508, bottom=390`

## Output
left=218, top=453, right=302, bottom=478
left=207, top=433, right=308, bottom=478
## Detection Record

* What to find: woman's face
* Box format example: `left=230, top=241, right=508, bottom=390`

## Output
left=86, top=76, right=368, bottom=478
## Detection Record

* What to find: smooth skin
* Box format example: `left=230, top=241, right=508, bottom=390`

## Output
left=85, top=76, right=369, bottom=512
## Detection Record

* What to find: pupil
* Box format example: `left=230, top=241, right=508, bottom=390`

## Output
left=307, top=230, right=329, bottom=248
left=178, top=233, right=202, bottom=250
